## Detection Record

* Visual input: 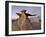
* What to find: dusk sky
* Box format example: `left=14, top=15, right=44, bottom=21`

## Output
left=11, top=5, right=41, bottom=19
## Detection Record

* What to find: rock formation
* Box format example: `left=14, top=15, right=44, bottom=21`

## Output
left=12, top=10, right=36, bottom=31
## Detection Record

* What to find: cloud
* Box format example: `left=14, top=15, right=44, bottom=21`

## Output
left=12, top=15, right=19, bottom=19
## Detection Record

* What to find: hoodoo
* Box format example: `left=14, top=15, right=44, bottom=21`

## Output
left=12, top=10, right=36, bottom=31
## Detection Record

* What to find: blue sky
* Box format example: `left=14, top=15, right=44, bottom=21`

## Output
left=11, top=5, right=41, bottom=19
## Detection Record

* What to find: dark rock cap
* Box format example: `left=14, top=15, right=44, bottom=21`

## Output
left=21, top=10, right=26, bottom=12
